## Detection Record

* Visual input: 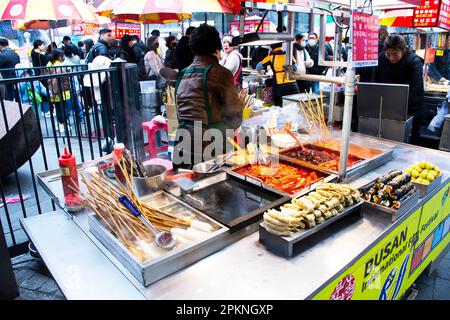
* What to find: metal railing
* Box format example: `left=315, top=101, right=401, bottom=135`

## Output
left=0, top=62, right=142, bottom=257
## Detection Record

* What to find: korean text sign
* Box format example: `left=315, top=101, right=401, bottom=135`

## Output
left=352, top=12, right=379, bottom=68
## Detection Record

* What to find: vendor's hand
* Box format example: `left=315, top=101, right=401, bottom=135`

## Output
left=439, top=77, right=448, bottom=84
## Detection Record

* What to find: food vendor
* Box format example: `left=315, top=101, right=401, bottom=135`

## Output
left=428, top=34, right=450, bottom=85
left=173, top=24, right=244, bottom=169
left=373, top=34, right=424, bottom=144
left=256, top=42, right=299, bottom=106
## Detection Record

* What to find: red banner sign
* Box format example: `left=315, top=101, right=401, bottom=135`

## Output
left=352, top=12, right=379, bottom=68
left=425, top=48, right=437, bottom=63
left=438, top=0, right=450, bottom=30
left=109, top=22, right=141, bottom=39
left=412, top=0, right=450, bottom=30
left=229, top=19, right=272, bottom=34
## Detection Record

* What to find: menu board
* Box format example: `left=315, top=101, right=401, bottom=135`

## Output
left=438, top=0, right=450, bottom=30
left=229, top=19, right=272, bottom=34
left=413, top=0, right=450, bottom=30
left=352, top=12, right=379, bottom=68
left=109, top=23, right=141, bottom=39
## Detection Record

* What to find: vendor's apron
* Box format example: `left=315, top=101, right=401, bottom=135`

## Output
left=173, top=65, right=227, bottom=167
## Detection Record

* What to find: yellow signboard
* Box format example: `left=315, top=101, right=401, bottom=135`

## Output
left=313, top=182, right=450, bottom=300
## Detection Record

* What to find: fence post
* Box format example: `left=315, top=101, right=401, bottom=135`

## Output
left=113, top=62, right=145, bottom=162
left=0, top=220, right=19, bottom=299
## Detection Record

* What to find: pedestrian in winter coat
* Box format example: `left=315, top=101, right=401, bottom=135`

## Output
left=305, top=33, right=331, bottom=93
left=219, top=35, right=243, bottom=88
left=428, top=35, right=450, bottom=85
left=175, top=26, right=195, bottom=72
left=118, top=34, right=138, bottom=64
left=85, top=28, right=115, bottom=63
left=293, top=34, right=314, bottom=93
left=144, top=36, right=164, bottom=86
left=0, top=38, right=20, bottom=101
left=373, top=34, right=424, bottom=143
left=164, top=36, right=178, bottom=69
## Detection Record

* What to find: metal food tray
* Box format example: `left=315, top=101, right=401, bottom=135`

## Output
left=360, top=182, right=420, bottom=222
left=227, top=157, right=337, bottom=199
left=412, top=174, right=443, bottom=198
left=88, top=191, right=231, bottom=286
left=276, top=144, right=394, bottom=181
left=259, top=199, right=364, bottom=258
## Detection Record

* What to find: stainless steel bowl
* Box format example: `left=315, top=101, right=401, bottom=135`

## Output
left=133, top=164, right=167, bottom=197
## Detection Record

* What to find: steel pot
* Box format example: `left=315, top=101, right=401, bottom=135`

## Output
left=133, top=164, right=167, bottom=197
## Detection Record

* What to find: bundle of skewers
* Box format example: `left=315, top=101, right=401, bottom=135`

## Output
left=76, top=153, right=214, bottom=262
left=298, top=90, right=331, bottom=141
left=239, top=88, right=254, bottom=110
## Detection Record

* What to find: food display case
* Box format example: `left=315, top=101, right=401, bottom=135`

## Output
left=88, top=191, right=229, bottom=286
left=228, top=157, right=337, bottom=198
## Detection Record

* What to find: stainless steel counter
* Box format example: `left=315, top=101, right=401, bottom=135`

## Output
left=22, top=133, right=450, bottom=300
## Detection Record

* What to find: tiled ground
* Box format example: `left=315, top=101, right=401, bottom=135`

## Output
left=8, top=248, right=450, bottom=300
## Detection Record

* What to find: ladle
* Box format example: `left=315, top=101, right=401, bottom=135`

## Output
left=119, top=195, right=176, bottom=250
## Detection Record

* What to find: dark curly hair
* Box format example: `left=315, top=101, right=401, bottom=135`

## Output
left=189, top=24, right=222, bottom=56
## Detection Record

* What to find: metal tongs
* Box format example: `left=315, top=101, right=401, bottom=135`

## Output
left=252, top=126, right=270, bottom=166
left=207, top=152, right=235, bottom=172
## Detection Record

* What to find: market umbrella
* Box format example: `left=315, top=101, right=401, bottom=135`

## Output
left=96, top=0, right=191, bottom=24
left=97, top=0, right=241, bottom=21
left=380, top=9, right=414, bottom=28
left=0, top=0, right=99, bottom=22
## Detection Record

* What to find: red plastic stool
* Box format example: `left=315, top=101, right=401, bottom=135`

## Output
left=142, top=119, right=169, bottom=158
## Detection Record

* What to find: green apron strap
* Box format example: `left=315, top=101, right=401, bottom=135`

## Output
left=201, top=64, right=214, bottom=126
left=174, top=65, right=214, bottom=128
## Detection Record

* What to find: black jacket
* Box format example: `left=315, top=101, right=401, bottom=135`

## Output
left=175, top=36, right=194, bottom=71
left=31, top=50, right=48, bottom=68
left=0, top=48, right=20, bottom=78
left=85, top=40, right=115, bottom=63
left=306, top=43, right=330, bottom=75
left=164, top=47, right=177, bottom=69
left=428, top=48, right=450, bottom=81
left=119, top=49, right=138, bottom=64
left=374, top=50, right=424, bottom=117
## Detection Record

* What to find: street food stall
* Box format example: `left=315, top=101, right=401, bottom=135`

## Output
left=18, top=0, right=449, bottom=300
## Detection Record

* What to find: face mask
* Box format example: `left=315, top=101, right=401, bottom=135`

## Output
left=301, top=42, right=307, bottom=48
left=308, top=39, right=317, bottom=47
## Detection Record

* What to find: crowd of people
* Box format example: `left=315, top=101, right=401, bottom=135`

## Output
left=0, top=24, right=449, bottom=151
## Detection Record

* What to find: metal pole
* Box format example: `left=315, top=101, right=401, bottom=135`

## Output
left=338, top=0, right=356, bottom=180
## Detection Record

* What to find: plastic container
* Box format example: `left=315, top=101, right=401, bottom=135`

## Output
left=270, top=134, right=297, bottom=148
left=139, top=80, right=156, bottom=93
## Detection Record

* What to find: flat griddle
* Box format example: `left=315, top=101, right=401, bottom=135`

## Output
left=166, top=172, right=289, bottom=232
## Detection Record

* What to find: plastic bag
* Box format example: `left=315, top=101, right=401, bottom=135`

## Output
left=264, top=104, right=306, bottom=134
left=427, top=97, right=449, bottom=132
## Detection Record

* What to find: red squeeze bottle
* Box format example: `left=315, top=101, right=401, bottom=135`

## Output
left=59, top=146, right=79, bottom=203
left=113, top=143, right=126, bottom=183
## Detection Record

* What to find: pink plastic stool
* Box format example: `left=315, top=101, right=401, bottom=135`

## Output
left=142, top=119, right=169, bottom=158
